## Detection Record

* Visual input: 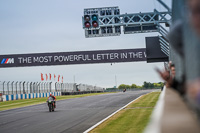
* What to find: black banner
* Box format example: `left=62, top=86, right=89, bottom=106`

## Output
left=145, top=36, right=168, bottom=63
left=0, top=48, right=146, bottom=68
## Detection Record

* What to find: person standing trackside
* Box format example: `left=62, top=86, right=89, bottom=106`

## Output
left=155, top=61, right=176, bottom=89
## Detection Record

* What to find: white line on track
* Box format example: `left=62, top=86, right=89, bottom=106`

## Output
left=83, top=93, right=148, bottom=133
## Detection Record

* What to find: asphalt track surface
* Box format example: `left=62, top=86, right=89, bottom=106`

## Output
left=0, top=90, right=155, bottom=133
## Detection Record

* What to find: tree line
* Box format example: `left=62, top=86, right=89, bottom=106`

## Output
left=118, top=81, right=164, bottom=89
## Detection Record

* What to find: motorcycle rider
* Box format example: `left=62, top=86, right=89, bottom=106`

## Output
left=47, top=94, right=56, bottom=108
left=123, top=88, right=126, bottom=92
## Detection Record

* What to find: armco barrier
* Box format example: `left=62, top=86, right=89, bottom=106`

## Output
left=2, top=92, right=61, bottom=102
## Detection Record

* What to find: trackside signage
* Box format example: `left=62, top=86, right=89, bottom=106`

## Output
left=0, top=48, right=146, bottom=68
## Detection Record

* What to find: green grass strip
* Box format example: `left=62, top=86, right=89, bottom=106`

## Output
left=90, top=92, right=160, bottom=133
left=0, top=92, right=112, bottom=111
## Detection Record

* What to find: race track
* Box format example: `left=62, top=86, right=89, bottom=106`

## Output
left=0, top=90, right=155, bottom=133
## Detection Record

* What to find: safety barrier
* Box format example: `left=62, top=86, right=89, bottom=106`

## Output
left=144, top=87, right=200, bottom=133
left=0, top=81, right=104, bottom=95
left=0, top=81, right=104, bottom=102
left=2, top=92, right=61, bottom=102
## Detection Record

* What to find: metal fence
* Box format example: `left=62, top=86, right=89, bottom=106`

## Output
left=0, top=81, right=104, bottom=95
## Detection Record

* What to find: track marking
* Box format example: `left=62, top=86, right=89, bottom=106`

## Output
left=83, top=93, right=149, bottom=133
left=144, top=87, right=166, bottom=133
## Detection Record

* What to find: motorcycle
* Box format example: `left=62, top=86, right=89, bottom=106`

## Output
left=47, top=97, right=55, bottom=112
left=123, top=88, right=126, bottom=92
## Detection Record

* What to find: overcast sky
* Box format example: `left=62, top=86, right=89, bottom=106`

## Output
left=0, top=0, right=171, bottom=88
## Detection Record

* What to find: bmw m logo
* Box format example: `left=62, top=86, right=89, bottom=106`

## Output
left=1, top=58, right=14, bottom=64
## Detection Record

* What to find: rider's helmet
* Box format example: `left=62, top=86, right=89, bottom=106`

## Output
left=50, top=94, right=52, bottom=96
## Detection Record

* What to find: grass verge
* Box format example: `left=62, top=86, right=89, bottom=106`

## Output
left=90, top=92, right=160, bottom=133
left=0, top=92, right=111, bottom=111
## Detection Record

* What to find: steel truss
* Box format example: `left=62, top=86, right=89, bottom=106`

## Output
left=98, top=10, right=171, bottom=27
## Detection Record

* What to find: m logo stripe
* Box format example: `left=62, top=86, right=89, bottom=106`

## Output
left=1, top=58, right=6, bottom=64
left=5, top=58, right=9, bottom=64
